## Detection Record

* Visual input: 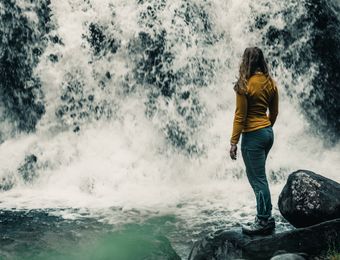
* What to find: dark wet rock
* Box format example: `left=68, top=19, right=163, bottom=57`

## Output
left=48, top=53, right=59, bottom=63
left=188, top=219, right=340, bottom=260
left=259, top=0, right=340, bottom=142
left=128, top=28, right=206, bottom=155
left=301, top=0, right=340, bottom=142
left=55, top=70, right=113, bottom=131
left=0, top=1, right=52, bottom=133
left=84, top=22, right=120, bottom=56
left=278, top=170, right=340, bottom=228
left=129, top=30, right=175, bottom=98
left=0, top=173, right=15, bottom=191
left=126, top=2, right=220, bottom=156
left=49, top=35, right=64, bottom=45
left=164, top=121, right=203, bottom=156
left=17, top=154, right=38, bottom=183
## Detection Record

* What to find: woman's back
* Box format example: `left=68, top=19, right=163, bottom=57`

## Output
left=244, top=73, right=278, bottom=131
left=230, top=72, right=278, bottom=145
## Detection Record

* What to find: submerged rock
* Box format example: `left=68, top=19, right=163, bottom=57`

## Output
left=278, top=170, right=340, bottom=227
left=188, top=219, right=340, bottom=260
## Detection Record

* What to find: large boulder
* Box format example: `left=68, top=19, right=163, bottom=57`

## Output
left=278, top=170, right=340, bottom=227
left=188, top=219, right=340, bottom=260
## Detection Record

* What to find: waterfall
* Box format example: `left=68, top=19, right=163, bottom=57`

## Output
left=0, top=0, right=339, bottom=230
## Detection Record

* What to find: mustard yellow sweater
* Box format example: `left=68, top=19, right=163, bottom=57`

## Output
left=230, top=73, right=279, bottom=145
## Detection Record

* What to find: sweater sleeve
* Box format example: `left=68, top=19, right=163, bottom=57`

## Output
left=269, top=85, right=279, bottom=126
left=230, top=92, right=248, bottom=145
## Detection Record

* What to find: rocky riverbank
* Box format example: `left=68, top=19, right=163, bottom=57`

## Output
left=189, top=170, right=340, bottom=260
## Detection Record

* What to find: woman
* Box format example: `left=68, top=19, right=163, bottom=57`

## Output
left=230, top=47, right=279, bottom=235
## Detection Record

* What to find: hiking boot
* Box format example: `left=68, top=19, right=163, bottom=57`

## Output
left=242, top=216, right=275, bottom=236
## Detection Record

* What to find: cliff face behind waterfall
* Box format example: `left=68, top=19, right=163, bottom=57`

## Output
left=0, top=0, right=339, bottom=214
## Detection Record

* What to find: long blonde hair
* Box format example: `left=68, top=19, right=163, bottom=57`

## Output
left=234, top=47, right=269, bottom=94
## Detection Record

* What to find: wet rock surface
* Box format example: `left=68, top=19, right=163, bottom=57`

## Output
left=278, top=170, right=340, bottom=228
left=0, top=0, right=52, bottom=133
left=188, top=219, right=340, bottom=260
left=260, top=0, right=340, bottom=142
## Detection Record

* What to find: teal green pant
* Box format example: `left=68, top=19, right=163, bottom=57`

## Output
left=241, top=126, right=274, bottom=220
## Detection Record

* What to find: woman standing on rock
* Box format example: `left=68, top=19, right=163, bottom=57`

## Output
left=230, top=47, right=279, bottom=235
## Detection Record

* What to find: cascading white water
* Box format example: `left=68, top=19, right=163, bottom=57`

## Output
left=0, top=0, right=339, bottom=241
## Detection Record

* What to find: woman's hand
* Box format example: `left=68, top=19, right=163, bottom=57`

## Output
left=230, top=144, right=237, bottom=160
